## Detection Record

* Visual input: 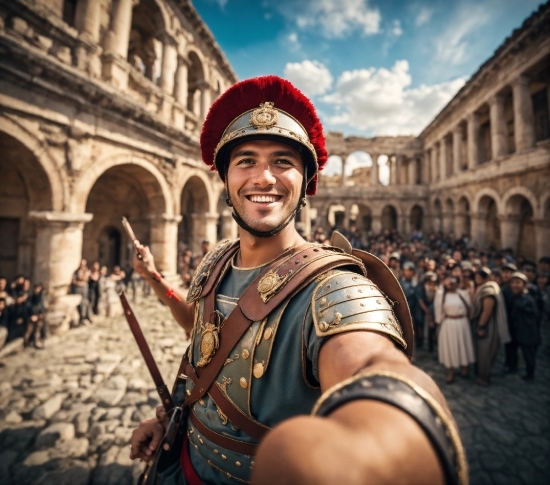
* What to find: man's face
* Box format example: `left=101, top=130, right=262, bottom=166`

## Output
left=226, top=139, right=304, bottom=234
left=523, top=267, right=536, bottom=282
left=403, top=268, right=414, bottom=280
left=0, top=279, right=5, bottom=291
left=502, top=269, right=513, bottom=283
left=510, top=278, right=525, bottom=295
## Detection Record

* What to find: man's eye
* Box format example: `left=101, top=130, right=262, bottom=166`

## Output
left=236, top=158, right=254, bottom=165
left=275, top=158, right=292, bottom=165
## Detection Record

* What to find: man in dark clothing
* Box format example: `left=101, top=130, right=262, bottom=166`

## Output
left=400, top=262, right=422, bottom=347
left=508, top=272, right=540, bottom=381
left=7, top=292, right=31, bottom=342
left=416, top=271, right=438, bottom=352
left=0, top=298, right=8, bottom=349
left=501, top=263, right=517, bottom=371
left=27, top=284, right=47, bottom=348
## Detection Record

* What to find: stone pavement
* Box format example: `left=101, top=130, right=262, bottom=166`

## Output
left=0, top=295, right=548, bottom=485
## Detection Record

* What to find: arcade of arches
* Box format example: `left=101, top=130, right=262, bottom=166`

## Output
left=0, top=0, right=549, bottom=325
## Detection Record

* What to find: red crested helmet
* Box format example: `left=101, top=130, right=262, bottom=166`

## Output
left=200, top=75, right=327, bottom=196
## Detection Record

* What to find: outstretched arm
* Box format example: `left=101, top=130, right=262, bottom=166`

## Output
left=133, top=242, right=195, bottom=335
left=251, top=331, right=452, bottom=485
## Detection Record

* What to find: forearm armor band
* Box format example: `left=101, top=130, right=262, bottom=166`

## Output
left=312, top=371, right=468, bottom=485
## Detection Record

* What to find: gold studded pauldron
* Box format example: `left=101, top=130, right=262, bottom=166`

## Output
left=312, top=271, right=407, bottom=350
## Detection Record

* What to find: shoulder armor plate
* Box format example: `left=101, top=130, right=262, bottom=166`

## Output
left=187, top=239, right=237, bottom=303
left=312, top=271, right=407, bottom=350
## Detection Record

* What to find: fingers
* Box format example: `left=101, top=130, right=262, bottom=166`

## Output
left=155, top=405, right=168, bottom=426
left=129, top=419, right=165, bottom=462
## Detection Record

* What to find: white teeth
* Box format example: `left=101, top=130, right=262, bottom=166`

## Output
left=250, top=195, right=277, bottom=203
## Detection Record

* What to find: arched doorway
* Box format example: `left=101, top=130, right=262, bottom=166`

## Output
left=83, top=164, right=166, bottom=271
left=327, top=203, right=346, bottom=230
left=444, top=198, right=455, bottom=234
left=433, top=199, right=443, bottom=232
left=381, top=205, right=397, bottom=231
left=0, top=132, right=53, bottom=280
left=477, top=195, right=500, bottom=249
left=352, top=203, right=372, bottom=235
left=505, top=194, right=535, bottom=259
left=180, top=176, right=211, bottom=253
left=187, top=51, right=205, bottom=117
left=410, top=205, right=423, bottom=231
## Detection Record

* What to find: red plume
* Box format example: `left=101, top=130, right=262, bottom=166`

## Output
left=200, top=75, right=327, bottom=195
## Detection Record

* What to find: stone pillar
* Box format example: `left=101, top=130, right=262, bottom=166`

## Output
left=220, top=210, right=238, bottom=240
left=28, top=211, right=93, bottom=298
left=490, top=94, right=507, bottom=160
left=75, top=0, right=102, bottom=41
left=371, top=215, right=382, bottom=234
left=499, top=215, right=521, bottom=255
left=389, top=157, right=397, bottom=185
left=159, top=35, right=178, bottom=95
left=452, top=126, right=462, bottom=174
left=201, top=82, right=212, bottom=120
left=204, top=213, right=219, bottom=245
left=340, top=155, right=347, bottom=187
left=370, top=153, right=379, bottom=186
left=467, top=112, right=480, bottom=169
left=534, top=219, right=550, bottom=261
left=440, top=139, right=447, bottom=180
left=408, top=159, right=416, bottom=185
left=512, top=76, right=535, bottom=152
left=430, top=145, right=438, bottom=182
left=422, top=152, right=430, bottom=184
left=149, top=214, right=182, bottom=275
left=174, top=57, right=188, bottom=106
left=102, top=0, right=134, bottom=89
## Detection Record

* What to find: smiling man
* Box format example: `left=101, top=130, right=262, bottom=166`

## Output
left=130, top=76, right=466, bottom=485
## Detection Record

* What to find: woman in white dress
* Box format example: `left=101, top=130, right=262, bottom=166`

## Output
left=434, top=274, right=476, bottom=383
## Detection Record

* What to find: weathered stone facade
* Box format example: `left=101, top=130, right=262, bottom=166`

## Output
left=0, top=0, right=549, bottom=309
left=313, top=4, right=550, bottom=262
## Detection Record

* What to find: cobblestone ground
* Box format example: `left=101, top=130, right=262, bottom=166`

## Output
left=0, top=295, right=548, bottom=485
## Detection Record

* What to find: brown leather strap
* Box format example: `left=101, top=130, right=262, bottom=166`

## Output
left=200, top=243, right=240, bottom=299
left=190, top=410, right=258, bottom=456
left=186, top=364, right=269, bottom=442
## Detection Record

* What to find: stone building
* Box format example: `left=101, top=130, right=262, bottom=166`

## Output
left=0, top=0, right=237, bottom=305
left=0, top=0, right=549, bottom=317
left=312, top=3, right=550, bottom=262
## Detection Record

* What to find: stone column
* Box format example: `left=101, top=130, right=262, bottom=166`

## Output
left=340, top=155, right=347, bottom=187
left=220, top=210, right=238, bottom=240
left=74, top=0, right=102, bottom=76
left=499, top=215, right=521, bottom=255
left=534, top=219, right=550, bottom=261
left=408, top=158, right=416, bottom=185
left=512, top=76, right=535, bottom=152
left=371, top=214, right=382, bottom=234
left=430, top=145, right=439, bottom=182
left=28, top=211, right=93, bottom=298
left=173, top=57, right=189, bottom=128
left=467, top=112, right=480, bottom=169
left=490, top=94, right=507, bottom=160
left=389, top=157, right=397, bottom=185
left=422, top=152, right=430, bottom=184
left=102, top=0, right=134, bottom=89
left=149, top=214, right=182, bottom=275
left=370, top=153, right=379, bottom=186
left=159, top=35, right=178, bottom=95
left=204, top=213, right=219, bottom=245
left=452, top=126, right=462, bottom=174
left=200, top=82, right=212, bottom=120
left=440, top=139, right=447, bottom=181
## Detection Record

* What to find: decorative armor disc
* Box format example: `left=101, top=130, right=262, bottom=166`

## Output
left=250, top=102, right=278, bottom=130
left=197, top=322, right=220, bottom=367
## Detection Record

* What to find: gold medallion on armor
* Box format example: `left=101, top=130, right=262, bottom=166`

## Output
left=257, top=270, right=290, bottom=303
left=197, top=321, right=220, bottom=367
left=250, top=102, right=278, bottom=130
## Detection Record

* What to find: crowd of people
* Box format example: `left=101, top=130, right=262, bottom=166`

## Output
left=0, top=274, right=47, bottom=350
left=311, top=226, right=549, bottom=385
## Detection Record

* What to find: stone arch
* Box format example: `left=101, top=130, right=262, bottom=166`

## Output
left=0, top=116, right=65, bottom=211
left=186, top=48, right=207, bottom=116
left=477, top=194, right=500, bottom=249
left=0, top=129, right=61, bottom=280
left=327, top=202, right=346, bottom=230
left=502, top=186, right=540, bottom=219
left=542, top=192, right=550, bottom=221
left=410, top=205, right=424, bottom=231
left=179, top=174, right=215, bottom=253
left=456, top=196, right=471, bottom=237
left=72, top=153, right=173, bottom=215
left=351, top=203, right=373, bottom=234
left=473, top=188, right=502, bottom=216
left=444, top=198, right=455, bottom=234
left=81, top=161, right=171, bottom=270
left=345, top=151, right=372, bottom=185
left=503, top=193, right=536, bottom=259
left=433, top=199, right=443, bottom=232
left=381, top=204, right=398, bottom=231
left=128, top=0, right=168, bottom=83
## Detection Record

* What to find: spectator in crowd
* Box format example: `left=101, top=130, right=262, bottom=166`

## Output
left=0, top=298, right=8, bottom=350
left=536, top=272, right=549, bottom=324
left=388, top=252, right=401, bottom=279
left=416, top=271, right=438, bottom=353
left=9, top=274, right=25, bottom=299
left=192, top=239, right=211, bottom=269
left=88, top=262, right=101, bottom=315
left=26, top=283, right=47, bottom=349
left=399, top=262, right=421, bottom=348
left=472, top=267, right=511, bottom=386
left=434, top=274, right=475, bottom=383
left=109, top=265, right=126, bottom=294
left=538, top=256, right=550, bottom=274
left=0, top=276, right=14, bottom=306
left=8, top=291, right=31, bottom=343
left=508, top=272, right=540, bottom=381
left=71, top=259, right=91, bottom=325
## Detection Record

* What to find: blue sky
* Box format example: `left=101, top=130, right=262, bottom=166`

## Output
left=193, top=0, right=543, bottom=139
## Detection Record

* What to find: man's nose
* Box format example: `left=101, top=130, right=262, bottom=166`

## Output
left=252, top=164, right=276, bottom=186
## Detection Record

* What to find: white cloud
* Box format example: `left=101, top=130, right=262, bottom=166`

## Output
left=390, top=20, right=403, bottom=37
left=276, top=0, right=381, bottom=39
left=415, top=7, right=433, bottom=27
left=322, top=60, right=465, bottom=136
left=284, top=60, right=334, bottom=97
left=434, top=4, right=490, bottom=65
left=213, top=0, right=228, bottom=8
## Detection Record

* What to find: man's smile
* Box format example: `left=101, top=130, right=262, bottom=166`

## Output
left=246, top=194, right=283, bottom=204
